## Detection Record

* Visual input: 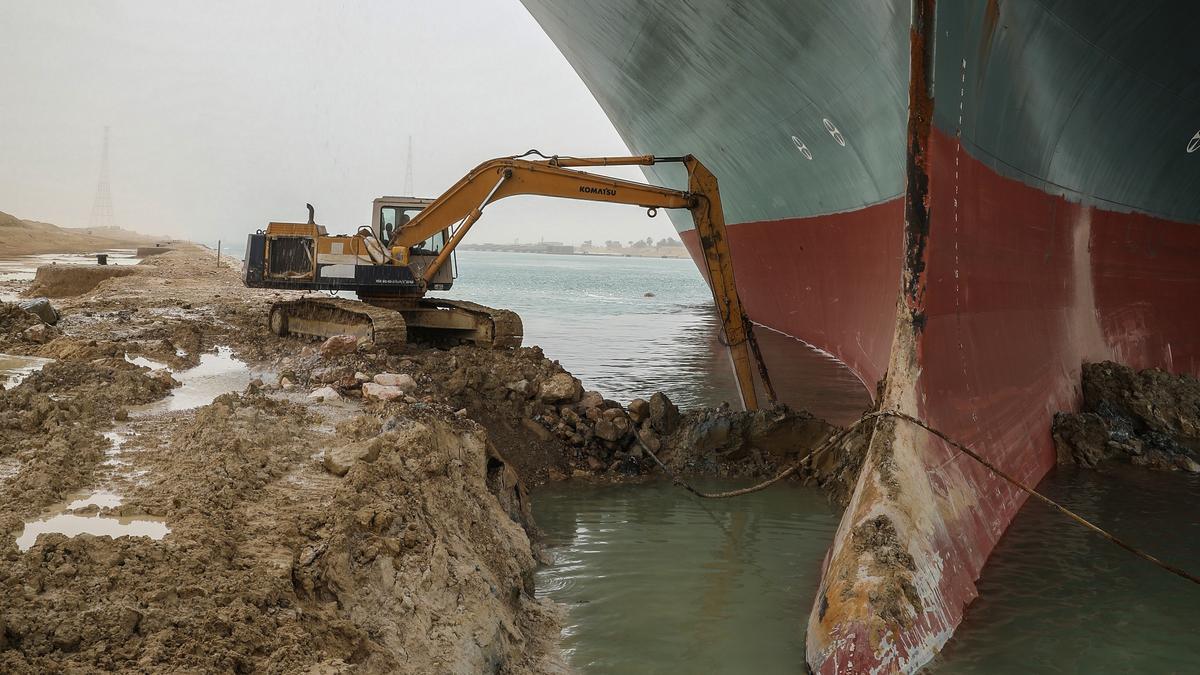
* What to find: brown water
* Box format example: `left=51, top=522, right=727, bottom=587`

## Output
left=0, top=250, right=139, bottom=283
left=15, top=490, right=169, bottom=552
left=0, top=353, right=53, bottom=389
left=129, top=345, right=257, bottom=414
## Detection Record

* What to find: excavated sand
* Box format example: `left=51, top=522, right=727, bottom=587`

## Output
left=0, top=247, right=564, bottom=673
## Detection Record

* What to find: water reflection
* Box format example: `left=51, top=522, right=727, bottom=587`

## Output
left=17, top=513, right=169, bottom=551
left=932, top=467, right=1200, bottom=672
left=0, top=250, right=139, bottom=283
left=130, top=346, right=254, bottom=414
left=0, top=353, right=53, bottom=389
left=16, top=489, right=169, bottom=552
left=534, top=480, right=839, bottom=674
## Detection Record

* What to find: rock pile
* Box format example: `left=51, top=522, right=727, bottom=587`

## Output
left=264, top=338, right=851, bottom=484
left=1053, top=361, right=1200, bottom=472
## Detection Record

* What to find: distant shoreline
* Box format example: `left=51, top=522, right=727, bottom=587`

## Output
left=0, top=210, right=164, bottom=256
left=459, top=244, right=690, bottom=260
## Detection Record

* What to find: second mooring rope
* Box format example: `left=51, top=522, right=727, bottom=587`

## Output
left=636, top=409, right=1200, bottom=586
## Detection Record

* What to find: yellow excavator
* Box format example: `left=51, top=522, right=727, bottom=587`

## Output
left=242, top=151, right=774, bottom=409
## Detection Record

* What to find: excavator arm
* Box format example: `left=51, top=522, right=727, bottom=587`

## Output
left=396, top=152, right=776, bottom=410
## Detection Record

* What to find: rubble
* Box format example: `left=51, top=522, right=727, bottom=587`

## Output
left=648, top=391, right=680, bottom=434
left=362, top=382, right=408, bottom=401
left=17, top=298, right=59, bottom=325
left=21, top=323, right=55, bottom=344
left=538, top=372, right=583, bottom=403
left=307, top=385, right=342, bottom=401
left=372, top=372, right=416, bottom=390
left=318, top=334, right=358, bottom=359
left=1053, top=361, right=1200, bottom=472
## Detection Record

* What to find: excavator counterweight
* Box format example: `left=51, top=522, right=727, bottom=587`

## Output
left=242, top=152, right=773, bottom=410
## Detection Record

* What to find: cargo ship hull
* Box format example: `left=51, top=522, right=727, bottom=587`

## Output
left=521, top=0, right=1200, bottom=671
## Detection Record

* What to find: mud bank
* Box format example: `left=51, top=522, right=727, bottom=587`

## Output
left=0, top=247, right=567, bottom=672
left=1053, top=361, right=1200, bottom=473
left=25, top=264, right=138, bottom=298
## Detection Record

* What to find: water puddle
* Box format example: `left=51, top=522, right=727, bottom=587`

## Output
left=0, top=353, right=53, bottom=389
left=65, top=490, right=124, bottom=510
left=0, top=457, right=20, bottom=480
left=16, top=489, right=169, bottom=552
left=101, top=430, right=131, bottom=468
left=125, top=353, right=170, bottom=371
left=0, top=250, right=139, bottom=283
left=130, top=346, right=254, bottom=414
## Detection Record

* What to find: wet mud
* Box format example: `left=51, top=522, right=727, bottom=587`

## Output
left=0, top=248, right=563, bottom=673
left=1053, top=361, right=1200, bottom=473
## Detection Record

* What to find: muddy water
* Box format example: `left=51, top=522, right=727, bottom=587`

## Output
left=932, top=467, right=1200, bottom=672
left=533, top=480, right=839, bottom=674
left=434, top=250, right=1200, bottom=671
left=0, top=353, right=53, bottom=388
left=536, top=470, right=1200, bottom=673
left=0, top=250, right=139, bottom=283
left=16, top=489, right=169, bottom=552
left=130, top=346, right=255, bottom=414
left=16, top=514, right=169, bottom=552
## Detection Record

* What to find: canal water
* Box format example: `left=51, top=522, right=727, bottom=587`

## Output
left=437, top=250, right=870, bottom=423
left=440, top=251, right=1199, bottom=673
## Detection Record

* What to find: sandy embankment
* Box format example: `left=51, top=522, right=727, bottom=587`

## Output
left=0, top=211, right=161, bottom=256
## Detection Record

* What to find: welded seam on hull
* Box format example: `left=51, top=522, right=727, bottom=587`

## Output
left=753, top=321, right=875, bottom=396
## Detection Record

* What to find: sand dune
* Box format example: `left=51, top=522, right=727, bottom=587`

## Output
left=0, top=210, right=159, bottom=255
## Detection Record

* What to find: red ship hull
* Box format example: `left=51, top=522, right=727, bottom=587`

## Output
left=524, top=0, right=1200, bottom=669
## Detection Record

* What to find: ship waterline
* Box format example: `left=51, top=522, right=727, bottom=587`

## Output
left=522, top=0, right=1200, bottom=671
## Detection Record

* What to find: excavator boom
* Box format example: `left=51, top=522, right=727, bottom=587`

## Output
left=393, top=153, right=774, bottom=410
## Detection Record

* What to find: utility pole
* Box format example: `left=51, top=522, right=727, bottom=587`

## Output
left=89, top=126, right=116, bottom=230
left=403, top=135, right=414, bottom=196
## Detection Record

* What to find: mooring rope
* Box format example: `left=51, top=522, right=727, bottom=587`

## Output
left=637, top=409, right=1200, bottom=586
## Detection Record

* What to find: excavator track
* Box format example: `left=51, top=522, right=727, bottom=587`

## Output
left=268, top=297, right=407, bottom=348
left=414, top=298, right=523, bottom=349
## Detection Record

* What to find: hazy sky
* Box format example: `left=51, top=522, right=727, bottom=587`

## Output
left=0, top=1, right=678, bottom=247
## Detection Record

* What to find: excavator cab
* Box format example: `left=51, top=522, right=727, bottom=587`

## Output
left=371, top=196, right=454, bottom=290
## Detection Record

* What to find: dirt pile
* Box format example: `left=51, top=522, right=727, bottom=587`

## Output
left=273, top=341, right=848, bottom=486
left=0, top=385, right=561, bottom=673
left=0, top=357, right=173, bottom=525
left=25, top=264, right=139, bottom=298
left=0, top=303, right=42, bottom=350
left=1052, top=361, right=1200, bottom=472
left=0, top=245, right=575, bottom=672
left=658, top=404, right=834, bottom=475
